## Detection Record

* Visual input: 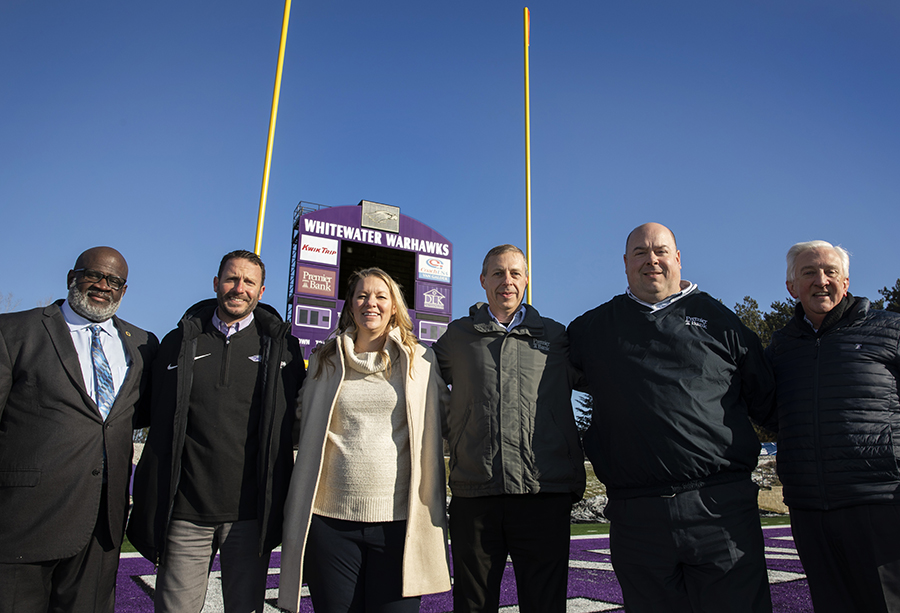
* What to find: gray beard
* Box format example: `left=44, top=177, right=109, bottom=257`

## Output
left=67, top=282, right=120, bottom=322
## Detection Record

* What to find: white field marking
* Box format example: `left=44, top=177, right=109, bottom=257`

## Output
left=570, top=559, right=616, bottom=572
left=132, top=570, right=305, bottom=613
left=768, top=569, right=807, bottom=584
left=499, top=598, right=623, bottom=612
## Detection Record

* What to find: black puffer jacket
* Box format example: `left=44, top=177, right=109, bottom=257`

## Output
left=767, top=296, right=900, bottom=510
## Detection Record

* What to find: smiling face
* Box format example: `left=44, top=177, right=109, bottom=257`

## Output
left=214, top=257, right=266, bottom=325
left=350, top=275, right=396, bottom=343
left=66, top=247, right=129, bottom=322
left=624, top=223, right=682, bottom=304
left=787, top=247, right=849, bottom=328
left=480, top=250, right=528, bottom=324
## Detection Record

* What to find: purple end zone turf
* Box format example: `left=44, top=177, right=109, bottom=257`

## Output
left=115, top=525, right=813, bottom=612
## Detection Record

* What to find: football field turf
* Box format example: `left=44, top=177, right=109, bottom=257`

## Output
left=114, top=524, right=812, bottom=612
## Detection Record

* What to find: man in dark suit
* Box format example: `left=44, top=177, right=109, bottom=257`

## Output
left=0, top=246, right=157, bottom=613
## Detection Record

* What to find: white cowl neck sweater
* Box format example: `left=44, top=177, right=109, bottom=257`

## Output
left=312, top=334, right=411, bottom=522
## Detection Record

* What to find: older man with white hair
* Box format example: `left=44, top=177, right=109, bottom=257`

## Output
left=767, top=239, right=900, bottom=613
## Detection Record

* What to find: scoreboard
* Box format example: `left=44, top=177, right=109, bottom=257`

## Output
left=289, top=200, right=453, bottom=360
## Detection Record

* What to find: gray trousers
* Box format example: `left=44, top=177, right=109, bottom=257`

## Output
left=154, top=519, right=271, bottom=613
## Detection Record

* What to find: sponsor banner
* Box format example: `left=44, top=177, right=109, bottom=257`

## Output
left=417, top=283, right=450, bottom=312
left=299, top=234, right=338, bottom=265
left=418, top=255, right=451, bottom=283
left=296, top=266, right=336, bottom=297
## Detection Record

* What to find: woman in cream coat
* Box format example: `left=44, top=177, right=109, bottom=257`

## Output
left=278, top=267, right=450, bottom=613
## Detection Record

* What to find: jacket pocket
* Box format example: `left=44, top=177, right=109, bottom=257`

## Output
left=449, top=402, right=494, bottom=484
left=0, top=469, right=41, bottom=487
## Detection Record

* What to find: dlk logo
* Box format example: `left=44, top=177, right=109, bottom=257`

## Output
left=423, top=288, right=446, bottom=309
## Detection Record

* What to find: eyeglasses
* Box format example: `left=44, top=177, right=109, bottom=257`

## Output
left=73, top=269, right=127, bottom=291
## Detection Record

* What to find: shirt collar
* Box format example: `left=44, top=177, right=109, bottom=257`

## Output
left=626, top=280, right=698, bottom=312
left=802, top=314, right=819, bottom=333
left=61, top=299, right=117, bottom=334
left=212, top=308, right=254, bottom=337
left=487, top=304, right=527, bottom=331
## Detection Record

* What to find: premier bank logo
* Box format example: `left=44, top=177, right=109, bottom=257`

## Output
left=296, top=266, right=337, bottom=298
left=301, top=270, right=333, bottom=293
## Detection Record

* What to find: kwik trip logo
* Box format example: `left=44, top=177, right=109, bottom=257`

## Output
left=300, top=235, right=338, bottom=266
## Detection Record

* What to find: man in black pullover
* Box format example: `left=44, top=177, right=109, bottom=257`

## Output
left=128, top=250, right=304, bottom=613
left=568, top=223, right=775, bottom=613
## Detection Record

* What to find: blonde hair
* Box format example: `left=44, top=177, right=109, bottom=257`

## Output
left=312, top=267, right=418, bottom=379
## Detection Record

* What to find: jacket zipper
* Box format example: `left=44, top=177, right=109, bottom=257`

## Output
left=812, top=337, right=828, bottom=508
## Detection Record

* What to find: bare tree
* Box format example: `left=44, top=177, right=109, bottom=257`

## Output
left=1, top=291, right=21, bottom=313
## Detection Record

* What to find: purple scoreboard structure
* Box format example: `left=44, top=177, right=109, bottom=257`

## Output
left=287, top=200, right=453, bottom=360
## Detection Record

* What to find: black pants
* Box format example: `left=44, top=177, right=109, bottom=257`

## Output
left=604, top=479, right=771, bottom=613
left=0, top=487, right=119, bottom=613
left=448, top=493, right=572, bottom=613
left=791, top=504, right=900, bottom=613
left=304, top=514, right=420, bottom=613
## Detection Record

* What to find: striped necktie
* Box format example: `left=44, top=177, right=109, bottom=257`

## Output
left=90, top=325, right=115, bottom=420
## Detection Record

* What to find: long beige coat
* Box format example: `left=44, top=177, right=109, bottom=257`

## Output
left=278, top=328, right=451, bottom=612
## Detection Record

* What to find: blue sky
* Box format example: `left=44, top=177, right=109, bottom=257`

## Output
left=2, top=0, right=898, bottom=337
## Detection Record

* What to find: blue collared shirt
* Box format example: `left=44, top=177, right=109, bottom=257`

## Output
left=61, top=300, right=130, bottom=404
left=487, top=304, right=527, bottom=331
left=212, top=308, right=255, bottom=338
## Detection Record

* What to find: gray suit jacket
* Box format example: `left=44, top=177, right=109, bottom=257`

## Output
left=0, top=300, right=157, bottom=563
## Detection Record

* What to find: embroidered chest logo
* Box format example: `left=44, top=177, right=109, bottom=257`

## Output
left=685, top=316, right=708, bottom=329
left=532, top=339, right=551, bottom=352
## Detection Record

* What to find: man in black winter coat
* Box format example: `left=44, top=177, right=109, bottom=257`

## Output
left=128, top=250, right=304, bottom=613
left=767, top=240, right=900, bottom=613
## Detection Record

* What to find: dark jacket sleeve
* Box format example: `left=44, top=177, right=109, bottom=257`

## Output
left=432, top=332, right=453, bottom=386
left=0, top=325, right=11, bottom=422
left=738, top=323, right=777, bottom=431
left=131, top=331, right=159, bottom=430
